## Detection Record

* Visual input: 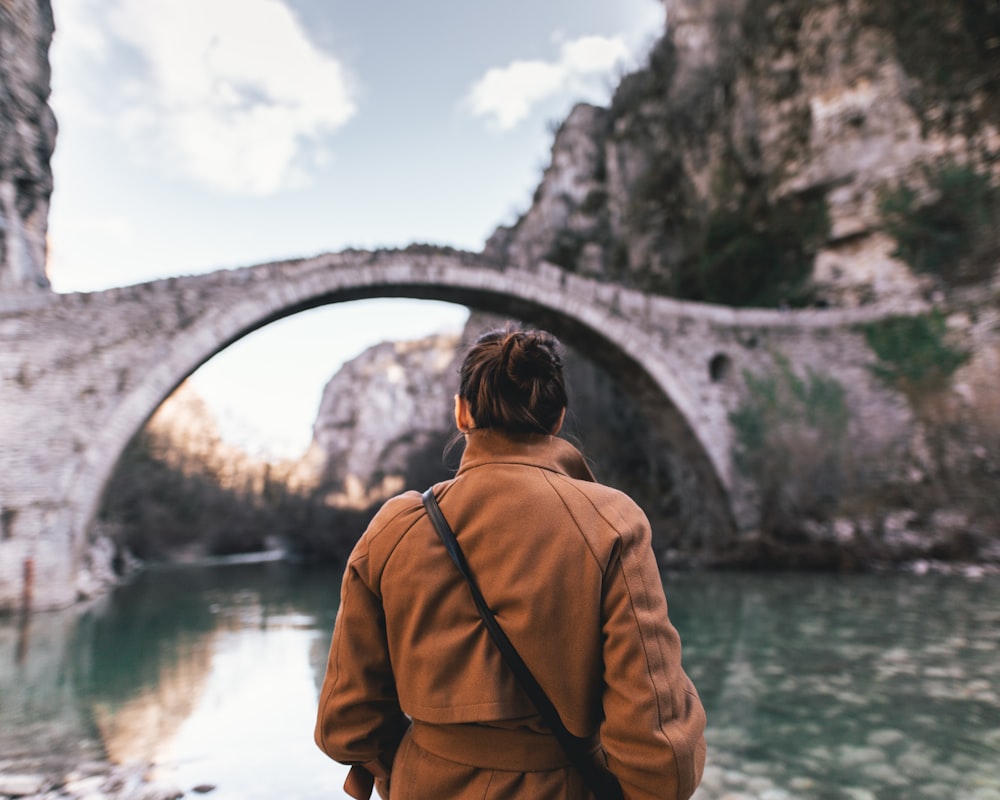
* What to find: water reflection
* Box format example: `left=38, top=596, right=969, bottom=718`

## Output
left=152, top=626, right=345, bottom=799
left=0, top=560, right=347, bottom=798
left=74, top=561, right=347, bottom=798
left=0, top=599, right=104, bottom=773
left=2, top=563, right=999, bottom=800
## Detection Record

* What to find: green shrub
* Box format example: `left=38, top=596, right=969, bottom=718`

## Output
left=696, top=190, right=829, bottom=307
left=878, top=163, right=998, bottom=284
left=730, top=357, right=851, bottom=537
left=543, top=230, right=585, bottom=270
left=609, top=34, right=675, bottom=124
left=861, top=312, right=970, bottom=394
left=581, top=188, right=608, bottom=215
left=864, top=1, right=1000, bottom=107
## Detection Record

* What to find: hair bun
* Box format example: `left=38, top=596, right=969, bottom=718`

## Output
left=459, top=323, right=568, bottom=435
left=509, top=332, right=559, bottom=379
left=503, top=331, right=561, bottom=382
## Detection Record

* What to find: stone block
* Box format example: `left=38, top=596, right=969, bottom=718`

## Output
left=0, top=774, right=49, bottom=796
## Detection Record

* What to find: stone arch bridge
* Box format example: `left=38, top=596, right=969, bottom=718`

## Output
left=0, top=247, right=913, bottom=609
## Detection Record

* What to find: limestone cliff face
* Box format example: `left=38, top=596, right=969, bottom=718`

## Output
left=486, top=0, right=1000, bottom=308
left=0, top=0, right=56, bottom=291
left=299, top=318, right=691, bottom=555
left=304, top=333, right=462, bottom=507
left=482, top=0, right=1000, bottom=565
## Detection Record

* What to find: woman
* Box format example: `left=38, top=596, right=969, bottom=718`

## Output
left=315, top=325, right=706, bottom=800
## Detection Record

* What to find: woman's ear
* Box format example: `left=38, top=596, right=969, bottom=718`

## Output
left=454, top=394, right=475, bottom=432
left=551, top=406, right=567, bottom=435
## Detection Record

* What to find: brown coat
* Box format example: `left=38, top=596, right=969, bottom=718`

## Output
left=315, top=431, right=706, bottom=800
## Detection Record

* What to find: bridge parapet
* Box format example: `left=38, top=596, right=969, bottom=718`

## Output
left=0, top=248, right=919, bottom=609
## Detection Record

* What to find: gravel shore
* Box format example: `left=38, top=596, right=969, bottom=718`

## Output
left=0, top=761, right=184, bottom=800
left=0, top=727, right=188, bottom=800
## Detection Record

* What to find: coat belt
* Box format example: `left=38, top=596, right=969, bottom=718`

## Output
left=411, top=721, right=596, bottom=772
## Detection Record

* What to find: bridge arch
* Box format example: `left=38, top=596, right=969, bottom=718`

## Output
left=68, top=251, right=736, bottom=558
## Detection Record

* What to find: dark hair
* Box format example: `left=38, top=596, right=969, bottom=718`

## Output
left=458, top=324, right=568, bottom=435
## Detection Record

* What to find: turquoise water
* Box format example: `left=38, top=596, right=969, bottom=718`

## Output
left=2, top=561, right=998, bottom=799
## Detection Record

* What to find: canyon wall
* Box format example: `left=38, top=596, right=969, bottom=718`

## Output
left=487, top=0, right=1000, bottom=309
left=302, top=333, right=462, bottom=508
left=3, top=0, right=999, bottom=580
left=481, top=0, right=1000, bottom=566
left=0, top=0, right=55, bottom=291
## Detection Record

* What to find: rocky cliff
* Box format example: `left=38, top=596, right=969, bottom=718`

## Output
left=476, top=0, right=1000, bottom=567
left=316, top=0, right=1000, bottom=567
left=300, top=332, right=463, bottom=508
left=297, top=315, right=698, bottom=557
left=0, top=0, right=55, bottom=291
left=486, top=0, right=1000, bottom=310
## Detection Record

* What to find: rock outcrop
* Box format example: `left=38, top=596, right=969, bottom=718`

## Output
left=301, top=332, right=463, bottom=507
left=0, top=0, right=56, bottom=291
left=486, top=0, right=1000, bottom=309
left=477, top=0, right=1000, bottom=567
left=298, top=316, right=693, bottom=557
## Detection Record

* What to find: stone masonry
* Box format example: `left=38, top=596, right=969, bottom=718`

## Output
left=0, top=0, right=56, bottom=291
left=0, top=246, right=925, bottom=609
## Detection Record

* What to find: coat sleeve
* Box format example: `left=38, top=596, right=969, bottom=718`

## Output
left=314, top=537, right=409, bottom=800
left=598, top=502, right=707, bottom=800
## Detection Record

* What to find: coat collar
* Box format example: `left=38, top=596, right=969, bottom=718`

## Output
left=456, top=430, right=596, bottom=483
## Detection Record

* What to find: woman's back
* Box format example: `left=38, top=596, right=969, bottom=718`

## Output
left=373, top=432, right=618, bottom=731
left=315, top=326, right=706, bottom=800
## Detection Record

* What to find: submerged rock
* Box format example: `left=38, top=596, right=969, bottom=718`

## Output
left=0, top=774, right=49, bottom=797
left=0, top=760, right=182, bottom=800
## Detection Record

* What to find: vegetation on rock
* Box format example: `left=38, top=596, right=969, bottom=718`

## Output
left=101, top=430, right=341, bottom=563
left=97, top=385, right=364, bottom=565
left=729, top=356, right=851, bottom=542
left=865, top=0, right=1000, bottom=122
left=861, top=312, right=970, bottom=395
left=696, top=187, right=829, bottom=307
left=879, top=162, right=1000, bottom=285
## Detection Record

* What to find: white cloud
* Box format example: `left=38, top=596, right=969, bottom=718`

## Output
left=51, top=0, right=107, bottom=60
left=52, top=0, right=357, bottom=195
left=559, top=35, right=633, bottom=74
left=49, top=0, right=113, bottom=125
left=466, top=60, right=565, bottom=130
left=465, top=34, right=631, bottom=130
left=45, top=213, right=136, bottom=292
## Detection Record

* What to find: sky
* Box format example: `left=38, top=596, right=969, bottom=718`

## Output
left=45, top=0, right=666, bottom=458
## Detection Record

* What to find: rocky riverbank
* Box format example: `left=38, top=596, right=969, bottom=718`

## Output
left=0, top=762, right=184, bottom=800
left=0, top=721, right=189, bottom=800
left=0, top=711, right=215, bottom=800
left=0, top=729, right=180, bottom=800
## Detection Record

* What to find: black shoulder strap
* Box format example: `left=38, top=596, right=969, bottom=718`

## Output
left=421, top=488, right=623, bottom=800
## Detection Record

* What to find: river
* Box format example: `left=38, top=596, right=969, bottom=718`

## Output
left=2, top=559, right=998, bottom=800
